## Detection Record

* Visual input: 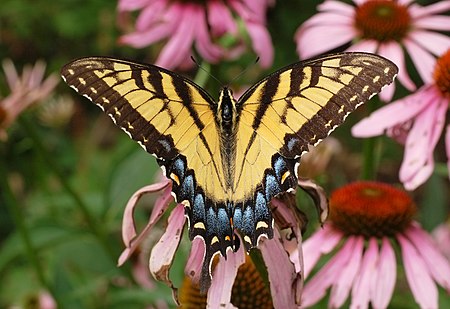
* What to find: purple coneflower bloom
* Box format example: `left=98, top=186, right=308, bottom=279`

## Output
left=301, top=181, right=450, bottom=309
left=0, top=59, right=58, bottom=140
left=295, top=0, right=450, bottom=101
left=117, top=0, right=274, bottom=69
left=118, top=176, right=328, bottom=307
left=352, top=49, right=450, bottom=190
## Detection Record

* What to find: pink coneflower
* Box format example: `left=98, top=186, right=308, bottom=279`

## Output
left=0, top=59, right=58, bottom=140
left=295, top=0, right=450, bottom=101
left=352, top=49, right=450, bottom=190
left=118, top=176, right=328, bottom=307
left=117, top=0, right=274, bottom=69
left=301, top=181, right=450, bottom=309
left=433, top=220, right=450, bottom=261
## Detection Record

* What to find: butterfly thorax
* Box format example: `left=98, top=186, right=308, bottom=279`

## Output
left=217, top=87, right=238, bottom=193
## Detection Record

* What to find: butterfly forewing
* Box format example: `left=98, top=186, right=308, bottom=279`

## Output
left=61, top=53, right=398, bottom=292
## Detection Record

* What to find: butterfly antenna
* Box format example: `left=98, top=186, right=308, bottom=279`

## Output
left=190, top=56, right=223, bottom=87
left=229, top=57, right=260, bottom=85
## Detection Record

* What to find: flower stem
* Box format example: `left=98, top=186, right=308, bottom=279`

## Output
left=18, top=116, right=121, bottom=270
left=0, top=161, right=63, bottom=307
left=361, top=98, right=381, bottom=180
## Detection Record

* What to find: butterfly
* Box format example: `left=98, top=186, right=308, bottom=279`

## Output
left=61, top=52, right=397, bottom=290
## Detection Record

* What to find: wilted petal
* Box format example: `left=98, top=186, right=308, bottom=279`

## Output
left=119, top=180, right=172, bottom=265
left=259, top=231, right=298, bottom=308
left=397, top=234, right=438, bottom=309
left=405, top=223, right=450, bottom=291
left=149, top=204, right=186, bottom=303
left=297, top=177, right=329, bottom=224
left=350, top=238, right=379, bottom=309
left=185, top=238, right=205, bottom=284
left=207, top=244, right=245, bottom=309
left=371, top=237, right=396, bottom=309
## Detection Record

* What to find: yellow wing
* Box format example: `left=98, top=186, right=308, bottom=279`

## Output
left=231, top=52, right=398, bottom=247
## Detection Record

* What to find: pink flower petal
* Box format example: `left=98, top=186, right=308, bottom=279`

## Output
left=259, top=230, right=298, bottom=308
left=207, top=0, right=237, bottom=36
left=302, top=236, right=357, bottom=307
left=119, top=23, right=174, bottom=48
left=119, top=180, right=172, bottom=265
left=297, top=177, right=329, bottom=224
left=329, top=236, right=364, bottom=308
left=193, top=7, right=224, bottom=63
left=155, top=6, right=198, bottom=68
left=185, top=237, right=205, bottom=284
left=410, top=1, right=450, bottom=18
left=433, top=222, right=450, bottom=260
left=149, top=204, right=186, bottom=300
left=207, top=244, right=245, bottom=309
left=447, top=125, right=450, bottom=182
left=405, top=223, right=450, bottom=291
left=351, top=90, right=428, bottom=138
left=302, top=224, right=343, bottom=277
left=397, top=234, right=438, bottom=309
left=296, top=24, right=356, bottom=59
left=350, top=238, right=379, bottom=309
left=244, top=22, right=274, bottom=68
left=409, top=30, right=450, bottom=56
left=135, top=0, right=168, bottom=31
left=378, top=42, right=416, bottom=92
left=403, top=38, right=436, bottom=83
left=346, top=39, right=378, bottom=53
left=400, top=90, right=446, bottom=189
left=117, top=0, right=150, bottom=11
left=415, top=15, right=450, bottom=31
left=318, top=0, right=355, bottom=15
left=372, top=237, right=396, bottom=309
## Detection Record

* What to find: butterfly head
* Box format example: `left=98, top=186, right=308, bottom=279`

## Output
left=218, top=87, right=237, bottom=134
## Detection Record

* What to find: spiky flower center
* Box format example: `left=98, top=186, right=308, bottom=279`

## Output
left=354, top=0, right=411, bottom=42
left=329, top=181, right=416, bottom=238
left=179, top=256, right=273, bottom=308
left=433, top=49, right=450, bottom=98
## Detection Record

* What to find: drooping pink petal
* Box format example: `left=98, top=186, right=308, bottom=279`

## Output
left=259, top=231, right=298, bottom=308
left=350, top=238, right=379, bottom=309
left=405, top=223, right=450, bottom=291
left=185, top=237, right=205, bottom=284
left=207, top=244, right=245, bottom=309
left=193, top=7, right=224, bottom=63
left=302, top=224, right=343, bottom=277
left=119, top=23, right=174, bottom=48
left=415, top=15, right=450, bottom=31
left=409, top=30, right=450, bottom=57
left=433, top=222, right=450, bottom=260
left=403, top=38, right=436, bottom=83
left=372, top=237, right=396, bottom=309
left=378, top=41, right=416, bottom=92
left=118, top=0, right=151, bottom=11
left=397, top=234, right=438, bottom=309
left=329, top=236, right=364, bottom=308
left=351, top=90, right=428, bottom=138
left=207, top=0, right=237, bottom=36
left=119, top=180, right=172, bottom=265
left=135, top=0, right=168, bottom=31
left=244, top=22, right=274, bottom=68
left=296, top=24, right=356, bottom=59
left=400, top=91, right=446, bottom=190
left=149, top=204, right=186, bottom=302
left=155, top=6, right=198, bottom=68
left=302, top=236, right=357, bottom=307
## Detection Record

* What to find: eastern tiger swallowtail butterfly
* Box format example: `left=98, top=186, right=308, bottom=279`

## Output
left=61, top=52, right=397, bottom=290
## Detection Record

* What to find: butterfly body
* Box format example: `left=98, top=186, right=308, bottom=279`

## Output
left=61, top=53, right=398, bottom=290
